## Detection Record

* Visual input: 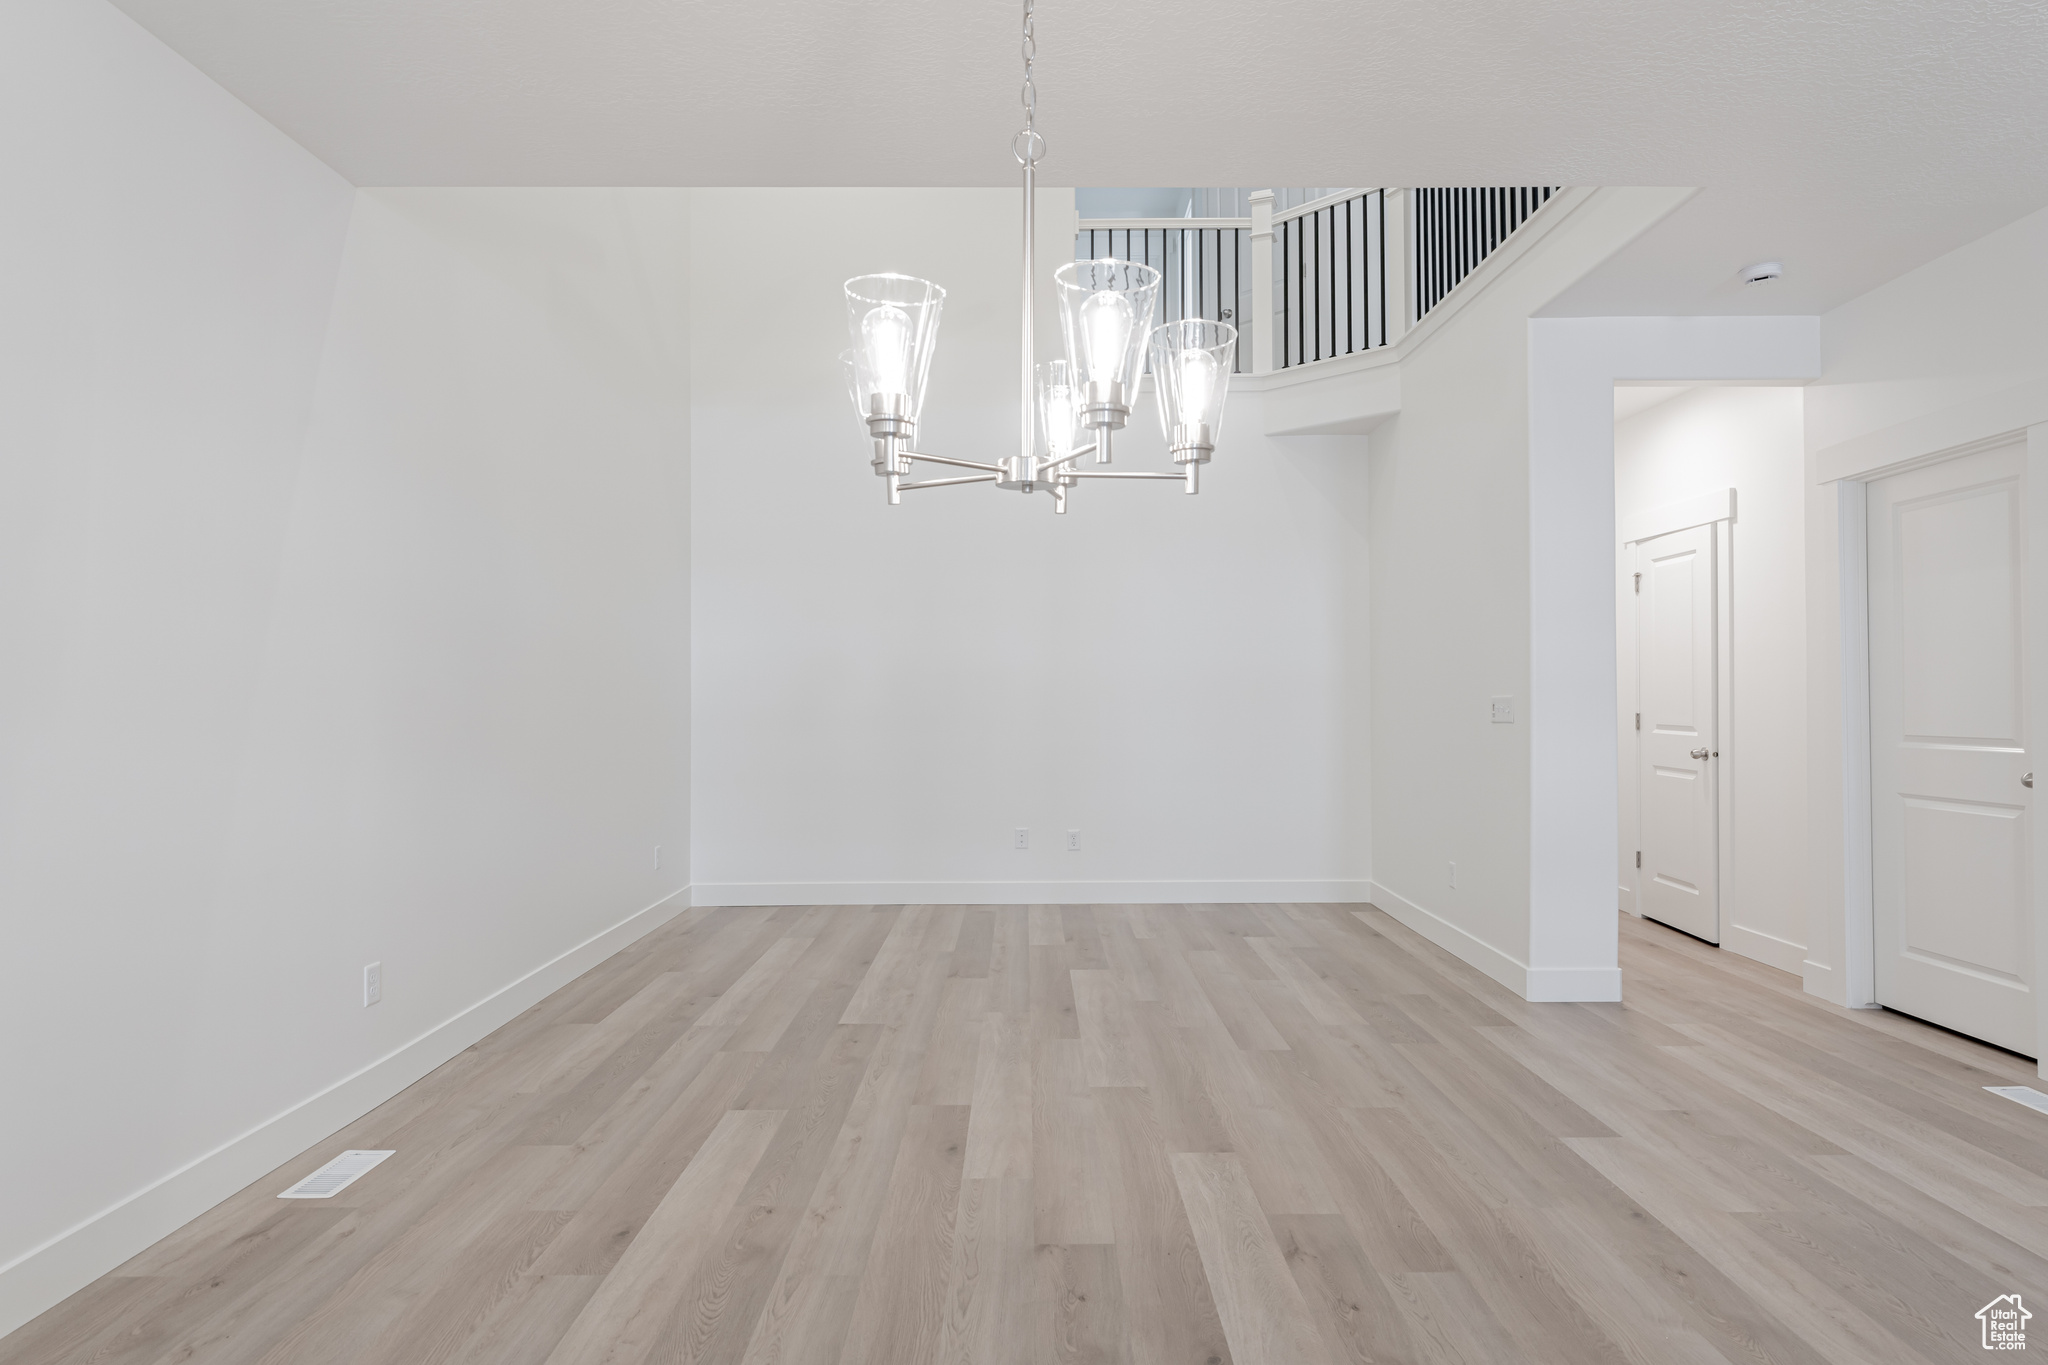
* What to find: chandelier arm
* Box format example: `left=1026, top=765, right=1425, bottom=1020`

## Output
left=1035, top=441, right=1099, bottom=474
left=1068, top=471, right=1184, bottom=481
left=902, top=450, right=1004, bottom=473
left=899, top=474, right=1000, bottom=492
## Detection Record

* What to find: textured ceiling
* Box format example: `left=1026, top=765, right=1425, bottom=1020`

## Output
left=108, top=0, right=2048, bottom=312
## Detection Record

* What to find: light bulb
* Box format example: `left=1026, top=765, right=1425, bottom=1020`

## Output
left=1078, top=292, right=1134, bottom=386
left=862, top=304, right=914, bottom=398
left=1176, top=349, right=1221, bottom=427
left=1044, top=380, right=1076, bottom=457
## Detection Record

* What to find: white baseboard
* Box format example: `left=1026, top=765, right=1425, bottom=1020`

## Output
left=1524, top=966, right=1623, bottom=1002
left=1799, top=957, right=1880, bottom=1010
left=1366, top=880, right=1530, bottom=995
left=689, top=879, right=1373, bottom=907
left=0, top=885, right=692, bottom=1341
left=1366, top=881, right=1622, bottom=1002
left=1723, top=922, right=1808, bottom=975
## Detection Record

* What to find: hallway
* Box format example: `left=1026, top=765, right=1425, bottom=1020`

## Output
left=8, top=903, right=2043, bottom=1365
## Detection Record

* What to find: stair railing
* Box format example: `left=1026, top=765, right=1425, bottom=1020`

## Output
left=1075, top=219, right=1252, bottom=374
left=1080, top=185, right=1563, bottom=377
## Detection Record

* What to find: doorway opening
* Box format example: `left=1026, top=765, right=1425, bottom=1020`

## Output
left=1613, top=382, right=1808, bottom=974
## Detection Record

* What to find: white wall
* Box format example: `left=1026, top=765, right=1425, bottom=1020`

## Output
left=1365, top=189, right=1803, bottom=1003
left=1364, top=172, right=1819, bottom=1004
left=0, top=0, right=694, bottom=1329
left=1800, top=204, right=2048, bottom=1050
left=1614, top=385, right=1808, bottom=971
left=688, top=188, right=1372, bottom=904
left=0, top=0, right=351, bottom=1321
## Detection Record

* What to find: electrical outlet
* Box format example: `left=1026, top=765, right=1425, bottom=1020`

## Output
left=1066, top=829, right=1081, bottom=851
left=363, top=962, right=382, bottom=1007
left=1490, top=696, right=1514, bottom=723
left=1014, top=827, right=1029, bottom=850
left=1448, top=860, right=1457, bottom=889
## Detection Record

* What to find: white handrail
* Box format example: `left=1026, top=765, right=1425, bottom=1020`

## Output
left=1079, top=194, right=1374, bottom=233
left=1076, top=217, right=1251, bottom=231
left=1272, top=189, right=1370, bottom=226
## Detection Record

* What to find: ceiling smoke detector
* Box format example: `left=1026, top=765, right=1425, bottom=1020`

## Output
left=1741, top=260, right=1784, bottom=285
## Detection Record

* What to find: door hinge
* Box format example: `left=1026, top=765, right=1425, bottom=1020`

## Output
left=1633, top=572, right=1641, bottom=594
left=1636, top=851, right=1642, bottom=868
left=1635, top=712, right=1640, bottom=730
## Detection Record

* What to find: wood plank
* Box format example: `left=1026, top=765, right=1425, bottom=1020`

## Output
left=1037, top=1243, right=1130, bottom=1365
left=540, top=1108, right=783, bottom=1365
left=987, top=907, right=1032, bottom=1017
left=1267, top=1213, right=1427, bottom=1365
left=963, top=1011, right=1033, bottom=1179
left=532, top=1049, right=763, bottom=1276
left=1186, top=950, right=1290, bottom=1052
left=248, top=1144, right=578, bottom=1365
left=910, top=977, right=988, bottom=1108
left=1350, top=1107, right=1636, bottom=1365
left=931, top=1178, right=1038, bottom=1365
left=735, top=950, right=944, bottom=1365
left=835, top=1105, right=971, bottom=1365
left=839, top=907, right=932, bottom=1026
left=1061, top=907, right=1110, bottom=972
left=1033, top=1037, right=1117, bottom=1246
left=358, top=1209, right=574, bottom=1364
left=950, top=911, right=995, bottom=979
left=1246, top=938, right=1365, bottom=1027
left=446, top=1275, right=601, bottom=1365
left=1032, top=945, right=1081, bottom=1041
left=697, top=937, right=817, bottom=1032
left=649, top=1023, right=889, bottom=1364
left=1071, top=969, right=1145, bottom=1089
left=1096, top=1086, right=1234, bottom=1365
left=1170, top=1151, right=1335, bottom=1365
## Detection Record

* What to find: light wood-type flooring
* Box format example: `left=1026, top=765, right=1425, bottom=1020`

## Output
left=7, top=904, right=2048, bottom=1365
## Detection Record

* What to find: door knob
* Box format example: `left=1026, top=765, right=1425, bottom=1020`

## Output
left=1690, top=747, right=1709, bottom=760
left=2026, top=772, right=2035, bottom=789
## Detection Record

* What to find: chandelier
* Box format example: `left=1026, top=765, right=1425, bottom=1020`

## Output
left=840, top=0, right=1237, bottom=515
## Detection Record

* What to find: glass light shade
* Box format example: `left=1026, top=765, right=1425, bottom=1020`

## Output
left=1037, top=360, right=1082, bottom=461
left=1151, top=319, right=1238, bottom=447
left=1053, top=259, right=1161, bottom=395
left=840, top=348, right=871, bottom=425
left=844, top=273, right=945, bottom=423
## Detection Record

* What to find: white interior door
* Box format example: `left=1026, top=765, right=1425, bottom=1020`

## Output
left=1636, top=523, right=1720, bottom=941
left=1868, top=442, right=2035, bottom=1056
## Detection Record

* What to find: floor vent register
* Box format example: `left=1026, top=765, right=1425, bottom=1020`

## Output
left=278, top=1149, right=395, bottom=1199
left=1986, top=1086, right=2048, bottom=1116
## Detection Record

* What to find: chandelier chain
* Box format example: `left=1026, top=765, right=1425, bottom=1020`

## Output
left=1013, top=0, right=1044, bottom=166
